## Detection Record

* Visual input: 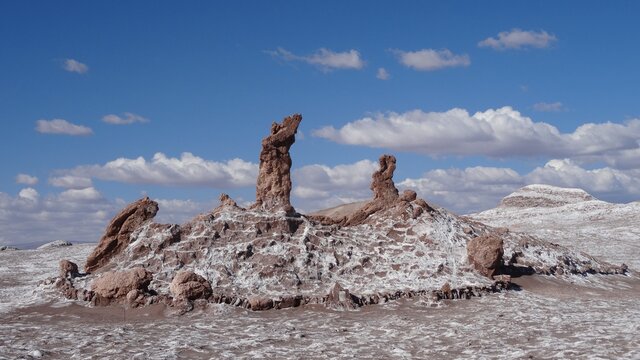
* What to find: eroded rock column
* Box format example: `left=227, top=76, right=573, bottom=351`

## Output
left=252, top=114, right=302, bottom=213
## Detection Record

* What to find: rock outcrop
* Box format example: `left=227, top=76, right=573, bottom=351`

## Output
left=59, top=259, right=79, bottom=279
left=91, top=268, right=153, bottom=301
left=169, top=270, right=212, bottom=301
left=371, top=154, right=399, bottom=202
left=343, top=154, right=432, bottom=226
left=251, top=114, right=302, bottom=213
left=467, top=233, right=504, bottom=278
left=50, top=113, right=627, bottom=314
left=498, top=184, right=594, bottom=208
left=85, top=197, right=159, bottom=273
left=37, top=240, right=72, bottom=250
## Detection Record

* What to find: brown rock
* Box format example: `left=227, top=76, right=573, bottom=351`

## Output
left=371, top=155, right=399, bottom=202
left=85, top=197, right=159, bottom=273
left=91, top=267, right=153, bottom=300
left=248, top=296, right=274, bottom=311
left=467, top=233, right=504, bottom=278
left=399, top=189, right=417, bottom=202
left=212, top=193, right=243, bottom=215
left=325, top=282, right=360, bottom=310
left=59, top=259, right=79, bottom=279
left=169, top=270, right=212, bottom=301
left=344, top=155, right=401, bottom=226
left=252, top=114, right=302, bottom=213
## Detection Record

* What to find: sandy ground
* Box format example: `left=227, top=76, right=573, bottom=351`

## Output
left=1, top=273, right=639, bottom=359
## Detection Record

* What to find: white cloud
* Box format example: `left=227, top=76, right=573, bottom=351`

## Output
left=102, top=112, right=149, bottom=125
left=527, top=159, right=640, bottom=196
left=0, top=185, right=234, bottom=248
left=313, top=106, right=640, bottom=161
left=155, top=198, right=216, bottom=224
left=62, top=58, right=89, bottom=74
left=392, top=49, right=470, bottom=71
left=18, top=188, right=39, bottom=202
left=292, top=160, right=377, bottom=211
left=15, top=174, right=38, bottom=186
left=376, top=67, right=390, bottom=80
left=285, top=155, right=640, bottom=215
left=49, top=175, right=93, bottom=189
left=400, top=167, right=524, bottom=213
left=58, top=187, right=103, bottom=202
left=533, top=102, right=564, bottom=112
left=268, top=47, right=365, bottom=71
left=0, top=186, right=112, bottom=247
left=479, top=29, right=557, bottom=50
left=35, top=119, right=93, bottom=136
left=56, top=152, right=258, bottom=188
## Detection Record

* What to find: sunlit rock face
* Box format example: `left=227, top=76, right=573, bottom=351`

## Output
left=252, top=114, right=302, bottom=214
left=49, top=115, right=627, bottom=311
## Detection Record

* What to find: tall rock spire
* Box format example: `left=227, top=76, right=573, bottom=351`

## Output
left=252, top=114, right=302, bottom=213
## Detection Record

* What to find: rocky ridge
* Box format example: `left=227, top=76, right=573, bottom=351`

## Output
left=471, top=184, right=640, bottom=270
left=50, top=115, right=627, bottom=312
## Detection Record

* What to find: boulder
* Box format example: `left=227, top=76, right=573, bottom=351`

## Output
left=251, top=114, right=302, bottom=213
left=169, top=270, right=212, bottom=301
left=59, top=259, right=79, bottom=279
left=248, top=296, right=274, bottom=311
left=85, top=197, right=158, bottom=273
left=325, top=283, right=361, bottom=310
left=467, top=233, right=504, bottom=278
left=91, top=267, right=153, bottom=300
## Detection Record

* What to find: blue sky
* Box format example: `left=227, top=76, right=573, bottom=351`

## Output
left=2, top=1, right=640, bottom=246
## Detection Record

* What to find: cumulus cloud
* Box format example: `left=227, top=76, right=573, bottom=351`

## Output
left=15, top=174, right=38, bottom=186
left=49, top=175, right=93, bottom=189
left=313, top=106, right=640, bottom=161
left=376, top=67, right=390, bottom=80
left=102, top=112, right=149, bottom=125
left=155, top=198, right=216, bottom=224
left=292, top=160, right=377, bottom=211
left=286, top=156, right=640, bottom=215
left=58, top=187, right=103, bottom=202
left=35, top=119, right=93, bottom=136
left=18, top=188, right=40, bottom=202
left=527, top=159, right=640, bottom=197
left=0, top=187, right=112, bottom=247
left=392, top=49, right=470, bottom=71
left=55, top=152, right=258, bottom=188
left=479, top=29, right=557, bottom=50
left=268, top=47, right=365, bottom=71
left=0, top=186, right=223, bottom=248
left=533, top=102, right=565, bottom=112
left=400, top=167, right=524, bottom=213
left=62, top=59, right=89, bottom=74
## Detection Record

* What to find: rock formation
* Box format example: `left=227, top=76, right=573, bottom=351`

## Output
left=59, top=259, right=79, bottom=279
left=251, top=114, right=302, bottom=213
left=47, top=113, right=628, bottom=314
left=467, top=233, right=505, bottom=278
left=91, top=268, right=153, bottom=301
left=371, top=154, right=399, bottom=202
left=85, top=197, right=159, bottom=273
left=37, top=240, right=72, bottom=249
left=343, top=154, right=431, bottom=226
left=169, top=270, right=212, bottom=301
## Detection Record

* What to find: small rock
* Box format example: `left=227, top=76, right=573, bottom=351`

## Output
left=59, top=259, right=79, bottom=279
